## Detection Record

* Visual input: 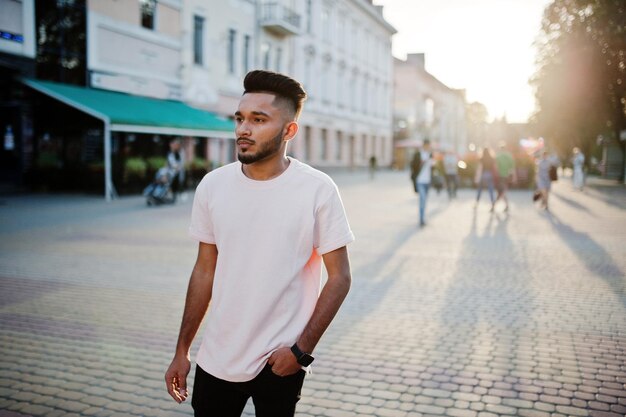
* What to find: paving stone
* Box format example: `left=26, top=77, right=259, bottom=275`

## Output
left=589, top=401, right=612, bottom=411
left=555, top=405, right=589, bottom=416
left=533, top=402, right=556, bottom=412
left=518, top=410, right=550, bottom=417
left=596, top=394, right=618, bottom=404
left=414, top=404, right=445, bottom=415
left=484, top=403, right=518, bottom=415
left=445, top=408, right=477, bottom=417
left=538, top=394, right=570, bottom=405
left=588, top=412, right=624, bottom=417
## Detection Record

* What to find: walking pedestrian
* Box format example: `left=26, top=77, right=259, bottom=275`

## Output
left=167, top=138, right=186, bottom=200
left=369, top=155, right=377, bottom=180
left=494, top=143, right=517, bottom=211
left=443, top=151, right=459, bottom=199
left=410, top=139, right=435, bottom=227
left=572, top=147, right=585, bottom=190
left=164, top=70, right=355, bottom=417
left=474, top=147, right=497, bottom=211
left=535, top=151, right=556, bottom=210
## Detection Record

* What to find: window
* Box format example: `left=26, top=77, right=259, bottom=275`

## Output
left=336, top=131, right=343, bottom=161
left=140, top=0, right=156, bottom=30
left=261, top=42, right=271, bottom=69
left=370, top=136, right=376, bottom=158
left=361, top=134, right=367, bottom=159
left=275, top=47, right=282, bottom=72
left=306, top=0, right=313, bottom=34
left=321, top=8, right=330, bottom=41
left=228, top=29, right=236, bottom=74
left=425, top=97, right=435, bottom=127
left=243, top=35, right=251, bottom=73
left=320, top=129, right=328, bottom=161
left=193, top=15, right=204, bottom=65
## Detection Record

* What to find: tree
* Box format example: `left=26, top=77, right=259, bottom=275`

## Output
left=35, top=0, right=87, bottom=86
left=531, top=0, right=625, bottom=175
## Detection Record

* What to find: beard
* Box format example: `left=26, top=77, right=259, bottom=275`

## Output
left=237, top=130, right=284, bottom=165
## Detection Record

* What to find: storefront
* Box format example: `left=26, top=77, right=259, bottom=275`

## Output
left=22, top=79, right=234, bottom=200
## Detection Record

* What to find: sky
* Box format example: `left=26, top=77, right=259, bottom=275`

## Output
left=374, top=0, right=552, bottom=123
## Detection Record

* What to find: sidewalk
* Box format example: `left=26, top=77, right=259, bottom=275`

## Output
left=0, top=169, right=625, bottom=417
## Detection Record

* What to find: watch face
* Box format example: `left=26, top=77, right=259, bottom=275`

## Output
left=299, top=353, right=314, bottom=367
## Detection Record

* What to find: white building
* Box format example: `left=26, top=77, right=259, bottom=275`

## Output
left=394, top=53, right=467, bottom=166
left=0, top=0, right=36, bottom=62
left=87, top=0, right=184, bottom=100
left=289, top=0, right=396, bottom=168
left=184, top=0, right=396, bottom=168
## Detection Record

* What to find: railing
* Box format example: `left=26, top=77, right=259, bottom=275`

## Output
left=259, top=2, right=301, bottom=35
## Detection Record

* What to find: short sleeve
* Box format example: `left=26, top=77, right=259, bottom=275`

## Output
left=189, top=178, right=216, bottom=244
left=314, top=184, right=355, bottom=255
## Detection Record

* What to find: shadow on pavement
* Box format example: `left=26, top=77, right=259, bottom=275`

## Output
left=551, top=190, right=596, bottom=215
left=545, top=211, right=626, bottom=309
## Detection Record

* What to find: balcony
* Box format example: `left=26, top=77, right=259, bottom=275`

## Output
left=259, top=3, right=301, bottom=36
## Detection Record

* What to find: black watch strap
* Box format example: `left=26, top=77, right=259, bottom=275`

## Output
left=290, top=343, right=314, bottom=366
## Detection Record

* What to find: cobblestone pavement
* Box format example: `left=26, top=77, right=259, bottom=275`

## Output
left=0, top=170, right=624, bottom=417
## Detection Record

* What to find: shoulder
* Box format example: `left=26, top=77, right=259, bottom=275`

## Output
left=290, top=159, right=340, bottom=192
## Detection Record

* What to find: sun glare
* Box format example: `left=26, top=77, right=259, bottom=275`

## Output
left=375, top=0, right=551, bottom=123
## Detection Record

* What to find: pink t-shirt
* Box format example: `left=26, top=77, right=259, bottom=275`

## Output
left=189, top=158, right=354, bottom=382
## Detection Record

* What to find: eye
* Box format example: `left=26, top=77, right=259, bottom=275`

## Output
left=235, top=116, right=243, bottom=123
left=254, top=118, right=265, bottom=123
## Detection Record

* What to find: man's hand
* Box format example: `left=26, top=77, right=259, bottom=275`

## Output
left=165, top=354, right=191, bottom=403
left=267, top=347, right=302, bottom=376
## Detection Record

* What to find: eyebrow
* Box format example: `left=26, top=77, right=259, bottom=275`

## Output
left=234, top=110, right=271, bottom=118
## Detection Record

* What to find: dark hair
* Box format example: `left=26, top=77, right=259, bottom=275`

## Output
left=423, top=139, right=431, bottom=146
left=243, top=70, right=307, bottom=119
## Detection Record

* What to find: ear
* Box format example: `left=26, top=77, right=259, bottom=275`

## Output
left=283, top=121, right=299, bottom=142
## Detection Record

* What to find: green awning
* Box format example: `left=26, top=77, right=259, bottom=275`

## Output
left=22, top=78, right=234, bottom=138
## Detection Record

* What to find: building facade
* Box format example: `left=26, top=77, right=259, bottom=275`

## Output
left=289, top=0, right=396, bottom=168
left=0, top=0, right=36, bottom=191
left=182, top=0, right=396, bottom=169
left=2, top=0, right=397, bottom=196
left=394, top=53, right=467, bottom=167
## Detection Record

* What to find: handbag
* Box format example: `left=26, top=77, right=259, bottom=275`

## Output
left=549, top=165, right=558, bottom=181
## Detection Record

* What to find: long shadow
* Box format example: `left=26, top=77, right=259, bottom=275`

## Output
left=586, top=183, right=626, bottom=211
left=551, top=190, right=595, bottom=215
left=545, top=211, right=626, bottom=309
left=343, top=225, right=417, bottom=318
left=433, top=209, right=535, bottom=391
left=346, top=192, right=456, bottom=312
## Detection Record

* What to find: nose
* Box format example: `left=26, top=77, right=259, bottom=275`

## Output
left=236, top=120, right=251, bottom=138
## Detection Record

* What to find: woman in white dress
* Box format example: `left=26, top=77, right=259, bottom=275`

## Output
left=572, top=147, right=585, bottom=190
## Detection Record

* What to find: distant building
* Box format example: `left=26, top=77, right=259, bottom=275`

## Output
left=393, top=53, right=467, bottom=168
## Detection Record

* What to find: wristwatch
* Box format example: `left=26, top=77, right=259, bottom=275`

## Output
left=290, top=343, right=314, bottom=366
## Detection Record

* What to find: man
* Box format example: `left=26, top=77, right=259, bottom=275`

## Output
left=165, top=70, right=354, bottom=417
left=410, top=139, right=434, bottom=227
left=494, top=142, right=516, bottom=211
left=167, top=138, right=186, bottom=199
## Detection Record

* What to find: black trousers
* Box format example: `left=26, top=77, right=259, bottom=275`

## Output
left=191, top=364, right=306, bottom=417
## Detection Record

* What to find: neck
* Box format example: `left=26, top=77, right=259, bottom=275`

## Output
left=241, top=153, right=290, bottom=181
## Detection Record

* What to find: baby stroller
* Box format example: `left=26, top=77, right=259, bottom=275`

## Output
left=143, top=167, right=176, bottom=206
